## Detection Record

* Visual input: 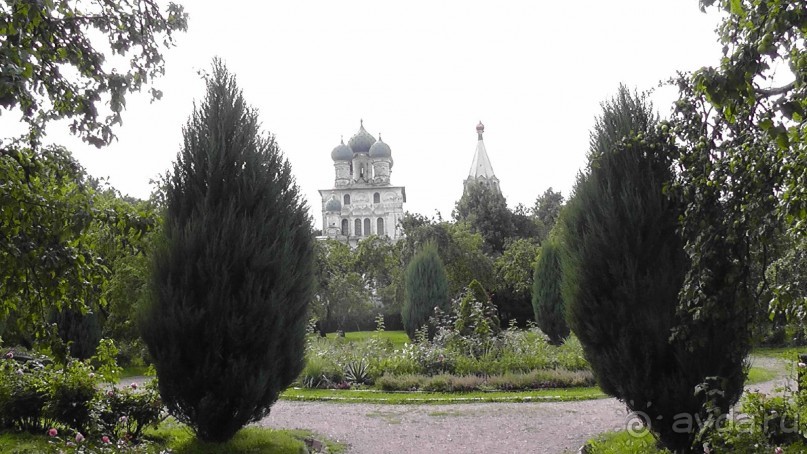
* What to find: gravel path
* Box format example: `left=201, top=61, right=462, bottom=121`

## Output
left=121, top=356, right=793, bottom=453
left=258, top=356, right=794, bottom=454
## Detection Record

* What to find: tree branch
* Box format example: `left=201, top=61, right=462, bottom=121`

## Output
left=755, top=81, right=796, bottom=97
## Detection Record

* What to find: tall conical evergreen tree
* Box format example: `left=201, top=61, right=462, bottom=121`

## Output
left=140, top=59, right=314, bottom=443
left=561, top=86, right=736, bottom=452
left=402, top=242, right=449, bottom=340
left=531, top=239, right=569, bottom=345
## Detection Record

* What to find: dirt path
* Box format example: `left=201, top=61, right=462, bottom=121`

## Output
left=258, top=356, right=794, bottom=454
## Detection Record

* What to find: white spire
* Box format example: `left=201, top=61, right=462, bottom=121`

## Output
left=468, top=121, right=497, bottom=179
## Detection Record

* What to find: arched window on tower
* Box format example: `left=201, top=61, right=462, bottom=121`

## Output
left=373, top=192, right=380, bottom=204
left=377, top=218, right=384, bottom=237
left=344, top=194, right=350, bottom=205
left=364, top=218, right=371, bottom=236
left=341, top=219, right=348, bottom=236
left=354, top=219, right=362, bottom=236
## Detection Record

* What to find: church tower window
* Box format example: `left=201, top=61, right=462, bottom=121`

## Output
left=354, top=219, right=362, bottom=236
left=344, top=194, right=350, bottom=205
left=373, top=192, right=380, bottom=204
left=377, top=218, right=384, bottom=236
left=341, top=219, right=348, bottom=236
left=364, top=218, right=371, bottom=236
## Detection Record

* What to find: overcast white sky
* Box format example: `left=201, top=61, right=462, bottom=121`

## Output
left=23, top=1, right=727, bottom=227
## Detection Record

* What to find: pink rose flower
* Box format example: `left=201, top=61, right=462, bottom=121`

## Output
left=4, top=351, right=12, bottom=359
left=101, top=435, right=111, bottom=444
left=75, top=432, right=85, bottom=443
left=130, top=383, right=138, bottom=390
left=47, top=428, right=58, bottom=437
left=775, top=447, right=784, bottom=454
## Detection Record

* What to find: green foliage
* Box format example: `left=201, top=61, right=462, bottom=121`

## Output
left=353, top=235, right=403, bottom=312
left=700, top=385, right=807, bottom=452
left=312, top=236, right=404, bottom=332
left=532, top=187, right=565, bottom=236
left=0, top=146, right=105, bottom=342
left=399, top=213, right=495, bottom=299
left=299, top=355, right=345, bottom=389
left=0, top=145, right=158, bottom=349
left=494, top=238, right=540, bottom=298
left=0, top=0, right=188, bottom=148
left=45, top=360, right=97, bottom=433
left=53, top=308, right=101, bottom=361
left=141, top=60, right=314, bottom=443
left=532, top=239, right=569, bottom=345
left=562, top=86, right=741, bottom=452
left=0, top=358, right=50, bottom=432
left=454, top=280, right=500, bottom=340
left=376, top=369, right=593, bottom=392
left=586, top=431, right=668, bottom=454
left=768, top=232, right=807, bottom=342
left=0, top=340, right=137, bottom=438
left=301, top=328, right=590, bottom=391
left=282, top=385, right=603, bottom=404
left=402, top=242, right=450, bottom=340
left=98, top=380, right=163, bottom=439
left=674, top=0, right=806, bottom=379
left=453, top=181, right=514, bottom=254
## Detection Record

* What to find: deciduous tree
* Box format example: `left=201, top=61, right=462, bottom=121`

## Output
left=0, top=0, right=187, bottom=148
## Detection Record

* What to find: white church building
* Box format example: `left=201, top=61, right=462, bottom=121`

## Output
left=318, top=121, right=406, bottom=246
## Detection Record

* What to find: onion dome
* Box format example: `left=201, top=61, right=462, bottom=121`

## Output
left=369, top=134, right=391, bottom=159
left=476, top=121, right=485, bottom=133
left=331, top=138, right=352, bottom=161
left=348, top=120, right=376, bottom=154
left=325, top=196, right=342, bottom=212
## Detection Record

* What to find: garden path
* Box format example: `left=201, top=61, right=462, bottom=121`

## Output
left=121, top=356, right=793, bottom=454
left=258, top=356, right=793, bottom=454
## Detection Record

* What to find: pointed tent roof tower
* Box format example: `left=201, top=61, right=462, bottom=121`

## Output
left=464, top=121, right=500, bottom=193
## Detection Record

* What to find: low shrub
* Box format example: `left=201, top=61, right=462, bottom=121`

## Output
left=0, top=340, right=160, bottom=442
left=299, top=355, right=345, bottom=389
left=374, top=369, right=593, bottom=392
left=0, top=357, right=51, bottom=432
left=98, top=380, right=163, bottom=439
left=376, top=374, right=423, bottom=392
left=46, top=360, right=98, bottom=434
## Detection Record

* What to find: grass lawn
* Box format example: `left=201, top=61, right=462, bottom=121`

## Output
left=753, top=346, right=805, bottom=361
left=746, top=365, right=777, bottom=384
left=585, top=430, right=666, bottom=454
left=0, top=420, right=345, bottom=454
left=325, top=330, right=410, bottom=348
left=120, top=364, right=151, bottom=378
left=282, top=386, right=606, bottom=404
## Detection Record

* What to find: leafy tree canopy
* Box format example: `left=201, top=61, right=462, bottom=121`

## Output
left=453, top=182, right=514, bottom=254
left=532, top=187, right=564, bottom=232
left=0, top=145, right=155, bottom=343
left=399, top=212, right=494, bottom=298
left=672, top=0, right=806, bottom=345
left=0, top=0, right=188, bottom=148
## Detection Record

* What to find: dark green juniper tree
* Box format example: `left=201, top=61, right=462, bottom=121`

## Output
left=562, top=86, right=746, bottom=453
left=531, top=239, right=568, bottom=345
left=141, top=59, right=314, bottom=443
left=402, top=242, right=449, bottom=340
